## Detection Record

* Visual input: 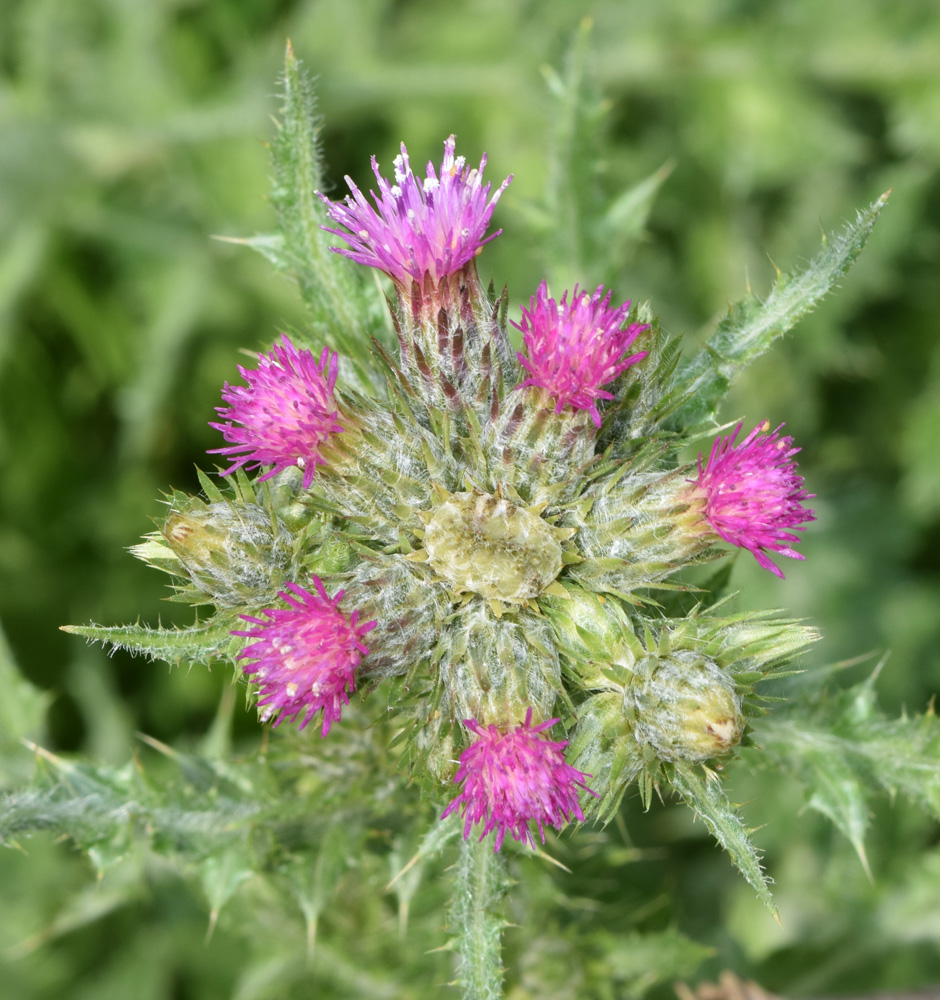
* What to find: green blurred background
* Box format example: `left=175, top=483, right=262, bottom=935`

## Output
left=2, top=0, right=940, bottom=997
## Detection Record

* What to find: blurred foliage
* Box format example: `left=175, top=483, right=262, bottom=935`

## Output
left=2, top=0, right=940, bottom=997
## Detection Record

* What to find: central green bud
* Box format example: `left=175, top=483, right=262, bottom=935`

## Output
left=423, top=491, right=564, bottom=605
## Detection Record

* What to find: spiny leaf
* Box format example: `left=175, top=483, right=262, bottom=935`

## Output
left=0, top=620, right=48, bottom=751
left=3, top=744, right=262, bottom=862
left=599, top=160, right=674, bottom=252
left=671, top=763, right=776, bottom=913
left=598, top=927, right=714, bottom=996
left=266, top=42, right=387, bottom=390
left=61, top=619, right=240, bottom=665
left=539, top=17, right=606, bottom=289
left=201, top=842, right=255, bottom=940
left=754, top=669, right=940, bottom=860
left=672, top=191, right=890, bottom=427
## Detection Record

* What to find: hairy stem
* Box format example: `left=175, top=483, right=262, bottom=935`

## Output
left=453, top=833, right=508, bottom=1000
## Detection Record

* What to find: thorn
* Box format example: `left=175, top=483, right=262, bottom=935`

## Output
left=136, top=732, right=177, bottom=758
left=20, top=739, right=62, bottom=765
left=773, top=909, right=783, bottom=928
left=210, top=234, right=252, bottom=245
left=306, top=916, right=317, bottom=964
left=532, top=847, right=572, bottom=873
left=386, top=850, right=424, bottom=892
left=205, top=909, right=218, bottom=944
left=866, top=651, right=890, bottom=686
left=855, top=840, right=874, bottom=883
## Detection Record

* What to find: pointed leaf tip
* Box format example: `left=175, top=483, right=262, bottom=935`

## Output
left=672, top=193, right=888, bottom=427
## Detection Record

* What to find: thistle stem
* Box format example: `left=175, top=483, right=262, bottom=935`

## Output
left=453, top=833, right=508, bottom=1000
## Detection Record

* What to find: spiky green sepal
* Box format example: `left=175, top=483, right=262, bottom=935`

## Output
left=565, top=468, right=717, bottom=600
left=391, top=264, right=515, bottom=427
left=342, top=554, right=446, bottom=682
left=564, top=607, right=818, bottom=820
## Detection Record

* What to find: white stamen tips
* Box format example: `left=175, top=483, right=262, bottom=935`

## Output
left=320, top=135, right=511, bottom=283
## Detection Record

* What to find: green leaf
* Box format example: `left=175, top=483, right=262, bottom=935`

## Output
left=0, top=619, right=48, bottom=750
left=265, top=42, right=387, bottom=390
left=539, top=18, right=607, bottom=290
left=595, top=927, right=714, bottom=999
left=284, top=817, right=357, bottom=957
left=598, top=159, right=674, bottom=257
left=200, top=842, right=255, bottom=939
left=61, top=619, right=240, bottom=666
left=672, top=191, right=890, bottom=427
left=387, top=820, right=458, bottom=936
left=671, top=763, right=776, bottom=913
left=754, top=667, right=940, bottom=863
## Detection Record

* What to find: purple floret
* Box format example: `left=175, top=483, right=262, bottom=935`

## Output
left=233, top=578, right=376, bottom=737
left=319, top=135, right=511, bottom=285
left=209, top=334, right=343, bottom=489
left=443, top=709, right=596, bottom=852
left=514, top=281, right=648, bottom=426
left=696, top=421, right=816, bottom=577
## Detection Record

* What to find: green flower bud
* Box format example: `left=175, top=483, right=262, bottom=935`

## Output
left=629, top=652, right=744, bottom=763
left=567, top=691, right=644, bottom=819
left=440, top=603, right=560, bottom=728
left=161, top=499, right=292, bottom=606
left=543, top=584, right=641, bottom=689
left=567, top=469, right=716, bottom=596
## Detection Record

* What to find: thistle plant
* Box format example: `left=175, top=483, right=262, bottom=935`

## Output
left=8, top=41, right=940, bottom=1000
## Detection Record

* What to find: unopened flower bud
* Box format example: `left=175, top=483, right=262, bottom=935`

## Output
left=441, top=604, right=560, bottom=728
left=161, top=500, right=292, bottom=606
left=543, top=585, right=641, bottom=689
left=629, top=652, right=744, bottom=763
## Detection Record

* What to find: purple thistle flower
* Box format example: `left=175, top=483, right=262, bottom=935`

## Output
left=513, top=281, right=649, bottom=426
left=442, top=709, right=596, bottom=852
left=233, top=578, right=377, bottom=737
left=319, top=135, right=512, bottom=286
left=695, top=421, right=816, bottom=578
left=209, top=334, right=343, bottom=489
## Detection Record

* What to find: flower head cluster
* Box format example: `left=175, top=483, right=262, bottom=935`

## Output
left=209, top=335, right=343, bottom=489
left=320, top=135, right=512, bottom=286
left=442, top=710, right=596, bottom=852
left=514, top=281, right=649, bottom=426
left=166, top=132, right=820, bottom=853
left=695, top=421, right=816, bottom=577
left=233, top=578, right=376, bottom=736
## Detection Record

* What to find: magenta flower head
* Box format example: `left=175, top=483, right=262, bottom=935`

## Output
left=233, top=578, right=377, bottom=737
left=442, top=709, right=596, bottom=852
left=513, top=281, right=649, bottom=426
left=319, top=135, right=512, bottom=286
left=695, top=420, right=816, bottom=578
left=209, top=334, right=343, bottom=489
